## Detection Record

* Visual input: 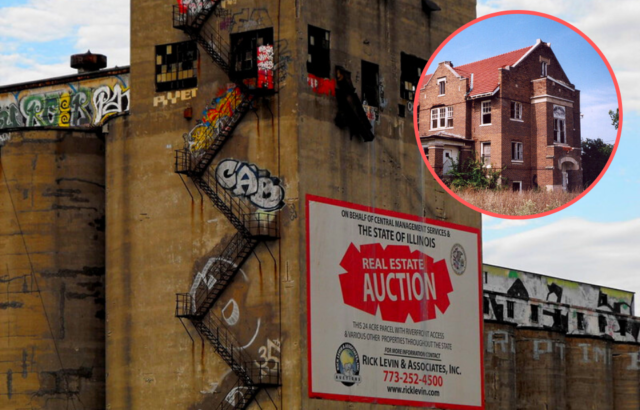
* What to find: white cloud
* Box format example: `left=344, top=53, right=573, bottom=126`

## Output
left=484, top=219, right=532, bottom=231
left=484, top=218, right=640, bottom=299
left=0, top=0, right=130, bottom=85
left=478, top=0, right=640, bottom=112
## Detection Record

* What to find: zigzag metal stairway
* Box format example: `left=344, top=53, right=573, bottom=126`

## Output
left=172, top=2, right=280, bottom=409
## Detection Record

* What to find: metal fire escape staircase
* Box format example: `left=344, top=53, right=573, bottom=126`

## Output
left=172, top=3, right=280, bottom=409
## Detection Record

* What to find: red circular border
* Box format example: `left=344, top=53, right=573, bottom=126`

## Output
left=412, top=10, right=623, bottom=220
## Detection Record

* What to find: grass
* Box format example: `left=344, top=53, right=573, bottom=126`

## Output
left=451, top=187, right=582, bottom=216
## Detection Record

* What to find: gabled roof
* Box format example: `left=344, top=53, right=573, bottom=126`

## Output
left=452, top=45, right=535, bottom=97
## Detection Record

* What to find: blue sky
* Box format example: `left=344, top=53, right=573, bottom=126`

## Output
left=1, top=0, right=640, bottom=304
left=426, top=13, right=618, bottom=145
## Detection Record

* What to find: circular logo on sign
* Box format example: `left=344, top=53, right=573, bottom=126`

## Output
left=450, top=243, right=467, bottom=275
left=334, top=343, right=361, bottom=386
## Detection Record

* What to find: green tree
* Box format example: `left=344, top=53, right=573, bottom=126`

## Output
left=582, top=138, right=613, bottom=188
left=609, top=108, right=619, bottom=130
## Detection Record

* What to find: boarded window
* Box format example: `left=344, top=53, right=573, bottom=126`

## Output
left=308, top=25, right=330, bottom=78
left=155, top=40, right=198, bottom=92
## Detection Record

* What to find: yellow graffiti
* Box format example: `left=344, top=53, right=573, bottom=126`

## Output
left=202, top=87, right=243, bottom=128
left=58, top=92, right=71, bottom=127
left=189, top=124, right=212, bottom=152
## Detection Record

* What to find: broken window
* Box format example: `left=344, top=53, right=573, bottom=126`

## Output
left=531, top=305, right=539, bottom=323
left=507, top=301, right=515, bottom=318
left=512, top=141, right=523, bottom=161
left=361, top=60, right=380, bottom=108
left=577, top=312, right=585, bottom=330
left=553, top=105, right=566, bottom=143
left=437, top=78, right=446, bottom=96
left=510, top=101, right=522, bottom=120
left=155, top=40, right=198, bottom=92
left=483, top=297, right=489, bottom=314
left=481, top=100, right=491, bottom=125
left=481, top=142, right=491, bottom=166
left=430, top=106, right=452, bottom=130
left=230, top=28, right=274, bottom=81
left=512, top=181, right=522, bottom=192
left=307, top=25, right=330, bottom=78
left=400, top=52, right=427, bottom=101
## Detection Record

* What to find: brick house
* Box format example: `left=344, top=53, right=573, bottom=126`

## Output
left=418, top=39, right=582, bottom=191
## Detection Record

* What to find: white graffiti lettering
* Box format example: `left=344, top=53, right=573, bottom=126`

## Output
left=93, top=84, right=130, bottom=125
left=215, top=159, right=285, bottom=211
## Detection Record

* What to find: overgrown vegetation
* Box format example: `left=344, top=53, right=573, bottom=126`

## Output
left=452, top=187, right=580, bottom=216
left=444, top=155, right=505, bottom=190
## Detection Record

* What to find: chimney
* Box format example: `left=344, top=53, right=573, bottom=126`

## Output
left=71, top=50, right=107, bottom=73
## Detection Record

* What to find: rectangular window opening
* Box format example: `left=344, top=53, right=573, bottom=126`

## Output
left=481, top=100, right=491, bottom=125
left=512, top=181, right=522, bottom=192
left=361, top=60, right=380, bottom=108
left=400, top=52, right=427, bottom=101
left=307, top=25, right=330, bottom=78
left=155, top=40, right=198, bottom=92
left=577, top=312, right=585, bottom=330
left=531, top=305, right=539, bottom=323
left=507, top=301, right=515, bottom=319
left=481, top=142, right=491, bottom=166
left=430, top=106, right=453, bottom=130
left=437, top=78, right=446, bottom=96
left=230, top=28, right=274, bottom=81
left=512, top=141, right=523, bottom=161
left=510, top=101, right=522, bottom=120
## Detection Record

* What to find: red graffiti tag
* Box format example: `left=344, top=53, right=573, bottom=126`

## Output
left=338, top=243, right=453, bottom=323
left=307, top=74, right=336, bottom=96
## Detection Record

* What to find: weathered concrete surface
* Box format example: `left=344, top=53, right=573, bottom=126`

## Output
left=484, top=323, right=516, bottom=410
left=566, top=337, right=613, bottom=410
left=106, top=0, right=478, bottom=409
left=613, top=344, right=640, bottom=410
left=0, top=130, right=105, bottom=409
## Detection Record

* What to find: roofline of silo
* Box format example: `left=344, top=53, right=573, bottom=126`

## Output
left=0, top=66, right=131, bottom=94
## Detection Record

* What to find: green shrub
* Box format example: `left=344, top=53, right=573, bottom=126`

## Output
left=445, top=154, right=505, bottom=190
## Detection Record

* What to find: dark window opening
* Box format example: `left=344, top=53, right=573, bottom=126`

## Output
left=483, top=297, right=490, bottom=314
left=307, top=25, right=330, bottom=78
left=155, top=40, right=198, bottom=92
left=507, top=301, right=515, bottom=318
left=400, top=52, right=427, bottom=101
left=598, top=315, right=607, bottom=333
left=512, top=182, right=522, bottom=192
left=577, top=312, right=585, bottom=330
left=230, top=28, right=274, bottom=81
left=398, top=104, right=406, bottom=118
left=361, top=60, right=380, bottom=108
left=620, top=319, right=627, bottom=336
left=531, top=305, right=539, bottom=323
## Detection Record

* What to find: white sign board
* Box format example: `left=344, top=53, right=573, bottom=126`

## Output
left=307, top=195, right=484, bottom=409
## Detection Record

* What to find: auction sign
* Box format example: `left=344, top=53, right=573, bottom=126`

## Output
left=307, top=195, right=484, bottom=409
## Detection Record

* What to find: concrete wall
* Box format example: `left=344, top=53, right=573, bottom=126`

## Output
left=0, top=129, right=106, bottom=409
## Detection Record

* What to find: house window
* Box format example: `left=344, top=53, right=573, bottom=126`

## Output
left=155, top=40, right=198, bottom=92
left=512, top=181, right=522, bottom=192
left=512, top=141, right=523, bottom=161
left=510, top=101, right=522, bottom=120
left=430, top=106, right=452, bottom=130
left=362, top=60, right=380, bottom=108
left=507, top=301, right=515, bottom=318
left=553, top=105, right=566, bottom=143
left=230, top=28, right=274, bottom=81
left=400, top=53, right=427, bottom=101
left=541, top=61, right=548, bottom=77
left=531, top=305, right=539, bottom=323
left=307, top=25, right=330, bottom=78
left=437, top=78, right=446, bottom=96
left=577, top=312, right=585, bottom=330
left=481, top=100, right=491, bottom=125
left=481, top=142, right=491, bottom=165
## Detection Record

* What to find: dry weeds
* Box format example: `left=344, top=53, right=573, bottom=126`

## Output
left=452, top=188, right=582, bottom=216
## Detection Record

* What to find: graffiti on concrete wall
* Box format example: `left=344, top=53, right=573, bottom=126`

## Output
left=0, top=76, right=130, bottom=130
left=257, top=45, right=274, bottom=90
left=177, top=0, right=208, bottom=15
left=153, top=88, right=198, bottom=107
left=307, top=74, right=336, bottom=96
left=483, top=265, right=639, bottom=343
left=215, top=159, right=285, bottom=211
left=0, top=133, right=10, bottom=147
left=217, top=7, right=273, bottom=33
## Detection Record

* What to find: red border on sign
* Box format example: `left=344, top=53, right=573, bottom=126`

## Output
left=306, top=194, right=485, bottom=410
left=412, top=10, right=623, bottom=220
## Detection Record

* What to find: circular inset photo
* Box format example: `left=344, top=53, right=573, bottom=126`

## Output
left=413, top=11, right=622, bottom=218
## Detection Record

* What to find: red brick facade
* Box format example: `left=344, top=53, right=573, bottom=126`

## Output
left=419, top=40, right=583, bottom=191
